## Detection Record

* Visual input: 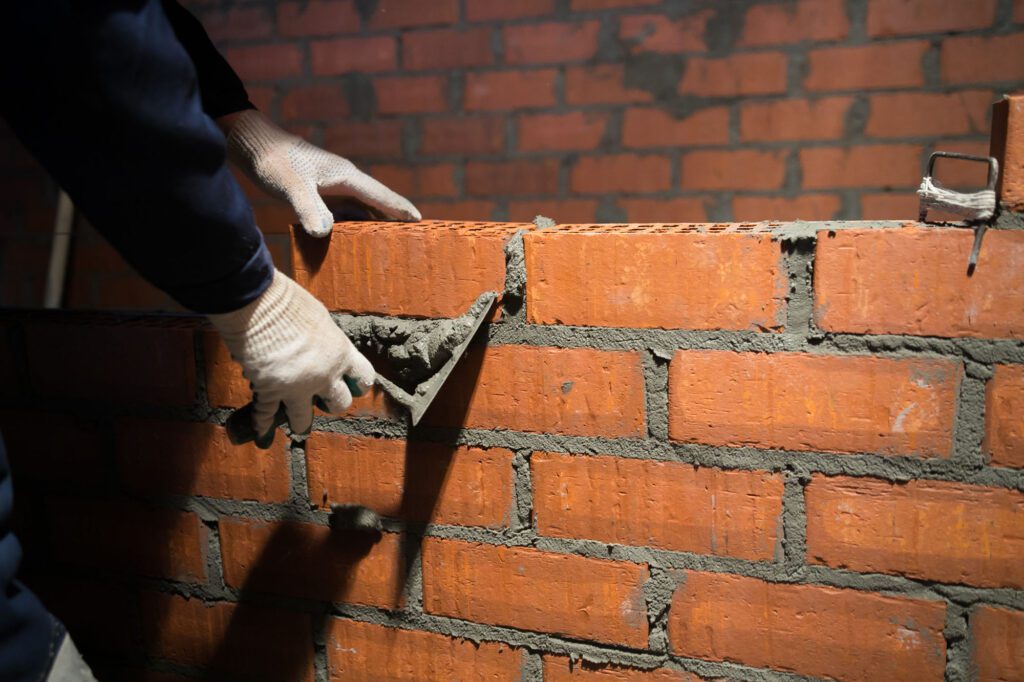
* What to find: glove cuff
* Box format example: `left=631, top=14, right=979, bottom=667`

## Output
left=225, top=110, right=297, bottom=164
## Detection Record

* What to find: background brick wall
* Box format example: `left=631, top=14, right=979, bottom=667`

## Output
left=1, top=0, right=1023, bottom=309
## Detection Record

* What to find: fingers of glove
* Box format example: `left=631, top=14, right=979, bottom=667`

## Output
left=341, top=348, right=376, bottom=394
left=283, top=397, right=314, bottom=436
left=252, top=390, right=285, bottom=437
left=286, top=182, right=335, bottom=237
left=319, top=163, right=421, bottom=222
left=322, top=375, right=355, bottom=414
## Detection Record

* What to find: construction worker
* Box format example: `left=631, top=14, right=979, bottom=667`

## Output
left=0, top=1, right=417, bottom=679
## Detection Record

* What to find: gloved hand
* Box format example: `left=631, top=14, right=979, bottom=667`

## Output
left=208, top=269, right=375, bottom=437
left=224, top=110, right=420, bottom=237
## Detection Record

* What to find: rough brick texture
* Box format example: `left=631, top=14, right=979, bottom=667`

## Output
left=985, top=364, right=1024, bottom=468
left=971, top=605, right=1024, bottom=682
left=992, top=94, right=1024, bottom=212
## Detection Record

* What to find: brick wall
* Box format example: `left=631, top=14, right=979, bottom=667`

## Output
left=2, top=0, right=1023, bottom=309
left=1, top=212, right=1022, bottom=680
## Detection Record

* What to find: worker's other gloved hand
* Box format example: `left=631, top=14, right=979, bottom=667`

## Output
left=224, top=110, right=420, bottom=237
left=208, top=269, right=375, bottom=437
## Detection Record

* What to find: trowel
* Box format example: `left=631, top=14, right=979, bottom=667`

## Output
left=225, top=290, right=497, bottom=448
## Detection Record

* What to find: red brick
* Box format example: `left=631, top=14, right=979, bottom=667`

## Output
left=806, top=42, right=929, bottom=91
left=467, top=0, right=555, bottom=21
left=507, top=199, right=599, bottom=223
left=815, top=227, right=1024, bottom=337
left=375, top=75, right=447, bottom=114
left=326, top=619, right=521, bottom=681
left=305, top=433, right=514, bottom=526
left=201, top=6, right=273, bottom=42
left=971, top=605, right=1024, bottom=682
left=943, top=33, right=1024, bottom=85
left=526, top=225, right=785, bottom=330
left=565, top=65, right=653, bottom=105
left=669, top=351, right=961, bottom=456
left=246, top=86, right=274, bottom=112
left=571, top=0, right=659, bottom=8
left=219, top=517, right=407, bottom=607
left=369, top=0, right=459, bottom=28
left=466, top=159, right=560, bottom=196
left=465, top=69, right=558, bottom=111
left=623, top=107, right=729, bottom=148
left=741, top=97, right=852, bottom=142
left=619, top=12, right=710, bottom=53
left=95, top=276, right=176, bottom=312
left=425, top=345, right=646, bottom=437
left=278, top=1, right=360, bottom=37
left=292, top=220, right=523, bottom=316
left=140, top=593, right=314, bottom=682
left=49, top=498, right=206, bottom=582
left=27, top=577, right=139, bottom=656
left=422, top=538, right=649, bottom=646
left=252, top=202, right=298, bottom=233
left=571, top=154, right=671, bottom=193
left=678, top=52, right=788, bottom=97
left=1018, top=0, right=1024, bottom=22
left=860, top=192, right=919, bottom=219
left=323, top=119, right=403, bottom=159
left=418, top=200, right=496, bottom=220
left=311, top=36, right=396, bottom=74
left=986, top=365, right=1024, bottom=468
left=739, top=0, right=849, bottom=46
left=868, top=0, right=997, bottom=36
left=421, top=115, right=506, bottom=155
left=368, top=163, right=456, bottom=198
left=800, top=145, right=921, bottom=189
left=25, top=322, right=196, bottom=407
left=993, top=95, right=1024, bottom=212
left=867, top=91, right=992, bottom=138
left=618, top=197, right=707, bottom=222
left=226, top=44, right=303, bottom=82
left=544, top=657, right=698, bottom=681
left=518, top=111, right=608, bottom=152
left=115, top=419, right=290, bottom=502
left=682, top=150, right=787, bottom=191
left=534, top=453, right=783, bottom=560
left=806, top=476, right=1024, bottom=588
left=931, top=139, right=993, bottom=189
left=0, top=411, right=105, bottom=485
left=504, top=21, right=600, bottom=64
left=403, top=28, right=494, bottom=70
left=733, top=195, right=841, bottom=221
left=669, top=572, right=946, bottom=680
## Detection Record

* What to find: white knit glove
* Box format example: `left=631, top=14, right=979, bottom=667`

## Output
left=225, top=110, right=420, bottom=237
left=208, top=269, right=375, bottom=436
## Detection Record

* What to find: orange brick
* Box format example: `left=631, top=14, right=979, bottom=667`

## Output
left=49, top=498, right=206, bottom=582
left=622, top=107, right=729, bottom=147
left=226, top=44, right=303, bottom=82
left=0, top=411, right=105, bottom=485
left=992, top=94, right=1024, bottom=212
left=739, top=0, right=849, bottom=46
left=971, top=605, right=1024, bottom=682
left=421, top=115, right=506, bottom=155
left=424, top=345, right=645, bottom=438
left=565, top=65, right=653, bottom=105
left=741, top=97, right=852, bottom=142
left=375, top=75, right=447, bottom=114
left=25, top=322, right=196, bottom=407
left=544, top=657, right=700, bottom=681
left=682, top=150, right=787, bottom=191
left=504, top=21, right=600, bottom=64
left=571, top=154, right=671, bottom=193
left=815, top=228, right=1024, bottom=337
left=277, top=1, right=359, bottom=36
left=422, top=538, right=648, bottom=646
left=571, top=0, right=661, bottom=8
left=281, top=84, right=349, bottom=121
left=806, top=476, right=1024, bottom=588
left=733, top=194, right=840, bottom=221
left=800, top=145, right=921, bottom=188
left=368, top=163, right=456, bottom=198
left=466, top=159, right=560, bottom=196
left=467, top=0, right=555, bottom=21
left=465, top=70, right=557, bottom=111
left=668, top=572, right=946, bottom=680
left=806, top=42, right=929, bottom=91
left=368, top=0, right=458, bottom=28
left=114, top=419, right=290, bottom=502
left=507, top=198, right=599, bottom=223
left=201, top=6, right=273, bottom=42
left=1018, top=0, right=1024, bottom=22
left=140, top=593, right=314, bottom=682
left=418, top=200, right=496, bottom=221
left=678, top=52, right=788, bottom=97
left=944, top=34, right=1024, bottom=85
left=866, top=91, right=992, bottom=138
left=305, top=433, right=514, bottom=526
left=292, top=220, right=523, bottom=316
left=219, top=517, right=407, bottom=608
left=860, top=192, right=919, bottom=219
left=986, top=365, right=1024, bottom=468
left=618, top=197, right=707, bottom=222
left=323, top=120, right=403, bottom=159
left=518, top=111, right=608, bottom=152
left=619, top=12, right=709, bottom=53
left=525, top=226, right=785, bottom=330
left=669, top=351, right=961, bottom=456
left=533, top=453, right=783, bottom=560
left=403, top=28, right=494, bottom=70
left=326, top=619, right=521, bottom=681
left=868, top=0, right=998, bottom=36
left=311, top=36, right=396, bottom=74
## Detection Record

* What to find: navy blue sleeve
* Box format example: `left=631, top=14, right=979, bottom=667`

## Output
left=0, top=1, right=273, bottom=314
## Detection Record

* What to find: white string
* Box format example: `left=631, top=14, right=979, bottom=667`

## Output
left=917, top=176, right=995, bottom=221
